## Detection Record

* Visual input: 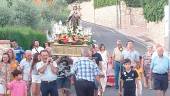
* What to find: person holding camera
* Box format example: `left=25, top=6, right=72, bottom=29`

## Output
left=56, top=56, right=73, bottom=96
left=36, top=50, right=58, bottom=96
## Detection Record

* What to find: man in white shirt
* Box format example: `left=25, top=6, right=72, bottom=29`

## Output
left=113, top=40, right=124, bottom=89
left=20, top=50, right=32, bottom=82
left=122, top=40, right=140, bottom=68
left=32, top=40, right=44, bottom=55
left=36, top=50, right=58, bottom=96
left=19, top=50, right=32, bottom=95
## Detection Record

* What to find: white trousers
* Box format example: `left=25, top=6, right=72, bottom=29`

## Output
left=100, top=61, right=108, bottom=92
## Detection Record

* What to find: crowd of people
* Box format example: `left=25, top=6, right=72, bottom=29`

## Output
left=0, top=39, right=169, bottom=96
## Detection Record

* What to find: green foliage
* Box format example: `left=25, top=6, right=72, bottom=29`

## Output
left=94, top=0, right=117, bottom=8
left=124, top=0, right=142, bottom=7
left=12, top=0, right=41, bottom=29
left=0, top=26, right=47, bottom=49
left=0, top=0, right=69, bottom=30
left=143, top=0, right=168, bottom=22
left=65, top=0, right=90, bottom=4
left=0, top=0, right=12, bottom=27
left=39, top=0, right=69, bottom=29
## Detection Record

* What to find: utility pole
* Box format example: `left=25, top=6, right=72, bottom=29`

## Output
left=93, top=0, right=95, bottom=24
left=168, top=0, right=170, bottom=53
left=116, top=0, right=122, bottom=29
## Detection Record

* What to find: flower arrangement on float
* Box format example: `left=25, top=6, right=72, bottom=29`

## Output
left=54, top=25, right=93, bottom=45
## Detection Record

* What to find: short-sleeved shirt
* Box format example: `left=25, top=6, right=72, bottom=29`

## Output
left=143, top=52, right=152, bottom=76
left=122, top=49, right=140, bottom=67
left=135, top=68, right=143, bottom=80
left=92, top=53, right=102, bottom=66
left=36, top=61, right=58, bottom=81
left=20, top=59, right=32, bottom=81
left=121, top=70, right=138, bottom=89
left=71, top=57, right=100, bottom=82
left=32, top=65, right=39, bottom=75
left=14, top=47, right=24, bottom=62
left=32, top=46, right=44, bottom=55
left=57, top=60, right=71, bottom=78
left=7, top=80, right=27, bottom=96
left=113, top=47, right=124, bottom=61
left=151, top=56, right=170, bottom=74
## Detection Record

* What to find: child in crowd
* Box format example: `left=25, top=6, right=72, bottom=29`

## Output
left=7, top=69, right=27, bottom=96
left=135, top=61, right=144, bottom=96
left=119, top=59, right=139, bottom=96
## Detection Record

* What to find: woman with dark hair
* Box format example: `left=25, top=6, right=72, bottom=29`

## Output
left=30, top=53, right=41, bottom=96
left=0, top=53, right=11, bottom=96
left=44, top=42, right=51, bottom=48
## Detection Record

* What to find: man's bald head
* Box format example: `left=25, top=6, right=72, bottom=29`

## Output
left=157, top=47, right=164, bottom=57
left=155, top=43, right=162, bottom=49
left=25, top=50, right=32, bottom=60
left=81, top=48, right=91, bottom=57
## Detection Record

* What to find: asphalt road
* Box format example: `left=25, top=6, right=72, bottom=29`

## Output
left=69, top=21, right=170, bottom=96
left=81, top=21, right=146, bottom=54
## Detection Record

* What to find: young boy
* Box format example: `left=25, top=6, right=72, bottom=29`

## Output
left=7, top=69, right=27, bottom=96
left=119, top=59, right=139, bottom=96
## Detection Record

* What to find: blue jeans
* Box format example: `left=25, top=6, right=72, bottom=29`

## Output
left=114, top=61, right=121, bottom=88
left=41, top=80, right=58, bottom=96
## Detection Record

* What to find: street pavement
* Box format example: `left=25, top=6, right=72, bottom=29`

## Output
left=81, top=21, right=146, bottom=54
left=68, top=21, right=170, bottom=96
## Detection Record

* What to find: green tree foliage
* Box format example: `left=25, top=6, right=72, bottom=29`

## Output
left=0, top=0, right=12, bottom=27
left=0, top=0, right=69, bottom=30
left=143, top=0, right=168, bottom=22
left=124, top=0, right=142, bottom=7
left=94, top=0, right=117, bottom=8
left=66, top=0, right=90, bottom=4
left=0, top=26, right=46, bottom=49
left=12, top=0, right=40, bottom=29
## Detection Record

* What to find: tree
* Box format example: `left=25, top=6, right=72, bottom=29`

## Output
left=0, top=0, right=69, bottom=30
left=0, top=0, right=12, bottom=27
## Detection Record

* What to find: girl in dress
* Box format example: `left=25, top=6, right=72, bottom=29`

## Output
left=98, top=44, right=109, bottom=95
left=143, top=46, right=153, bottom=89
left=135, top=57, right=144, bottom=96
left=7, top=69, right=27, bottom=96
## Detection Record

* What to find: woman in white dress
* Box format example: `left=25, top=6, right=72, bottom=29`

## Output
left=98, top=44, right=109, bottom=95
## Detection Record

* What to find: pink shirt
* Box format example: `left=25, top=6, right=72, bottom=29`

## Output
left=7, top=80, right=27, bottom=96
